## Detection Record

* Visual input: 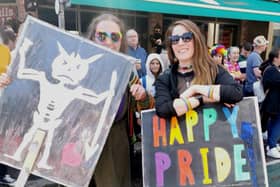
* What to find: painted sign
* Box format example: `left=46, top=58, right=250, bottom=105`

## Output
left=142, top=98, right=268, bottom=187
left=0, top=16, right=133, bottom=187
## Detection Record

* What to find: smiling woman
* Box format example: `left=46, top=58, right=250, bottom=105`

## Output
left=155, top=19, right=243, bottom=118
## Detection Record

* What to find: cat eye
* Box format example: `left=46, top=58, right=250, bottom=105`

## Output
left=169, top=32, right=193, bottom=45
left=95, top=31, right=122, bottom=43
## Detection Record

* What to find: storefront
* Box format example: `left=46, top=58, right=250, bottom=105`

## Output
left=271, top=23, right=280, bottom=49
left=22, top=0, right=280, bottom=53
left=0, top=0, right=17, bottom=25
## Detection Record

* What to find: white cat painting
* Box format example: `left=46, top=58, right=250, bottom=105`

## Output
left=5, top=38, right=117, bottom=170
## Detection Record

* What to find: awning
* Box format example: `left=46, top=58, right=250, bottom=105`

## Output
left=70, top=0, right=280, bottom=23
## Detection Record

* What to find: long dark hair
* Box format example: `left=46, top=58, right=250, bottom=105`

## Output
left=87, top=14, right=127, bottom=53
left=165, top=19, right=217, bottom=84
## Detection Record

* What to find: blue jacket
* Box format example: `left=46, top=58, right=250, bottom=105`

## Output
left=127, top=46, right=147, bottom=78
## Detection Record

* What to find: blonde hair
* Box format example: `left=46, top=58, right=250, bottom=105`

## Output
left=165, top=20, right=217, bottom=84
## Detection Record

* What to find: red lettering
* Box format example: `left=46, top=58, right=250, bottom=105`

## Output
left=153, top=115, right=167, bottom=147
left=178, top=149, right=195, bottom=185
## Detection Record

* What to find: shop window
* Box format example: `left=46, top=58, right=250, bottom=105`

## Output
left=272, top=23, right=280, bottom=49
left=38, top=7, right=77, bottom=31
left=218, top=24, right=238, bottom=48
left=119, top=15, right=148, bottom=50
left=38, top=7, right=58, bottom=26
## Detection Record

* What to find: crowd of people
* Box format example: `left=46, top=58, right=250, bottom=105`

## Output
left=0, top=12, right=280, bottom=186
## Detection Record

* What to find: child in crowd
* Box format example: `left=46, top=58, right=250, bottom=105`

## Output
left=209, top=44, right=227, bottom=65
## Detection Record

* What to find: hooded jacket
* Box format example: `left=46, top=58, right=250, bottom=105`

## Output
left=140, top=53, right=164, bottom=97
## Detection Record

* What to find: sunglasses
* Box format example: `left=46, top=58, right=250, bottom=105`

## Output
left=169, top=32, right=193, bottom=45
left=95, top=31, right=122, bottom=43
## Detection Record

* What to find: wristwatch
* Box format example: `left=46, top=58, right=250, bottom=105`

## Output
left=195, top=95, right=204, bottom=106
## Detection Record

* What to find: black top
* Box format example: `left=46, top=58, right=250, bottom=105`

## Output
left=155, top=64, right=243, bottom=118
left=177, top=71, right=194, bottom=94
left=261, top=64, right=280, bottom=114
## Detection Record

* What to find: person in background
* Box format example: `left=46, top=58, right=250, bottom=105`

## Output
left=150, top=23, right=163, bottom=54
left=238, top=42, right=252, bottom=74
left=259, top=51, right=275, bottom=138
left=0, top=26, right=13, bottom=87
left=140, top=53, right=164, bottom=97
left=260, top=51, right=274, bottom=75
left=126, top=29, right=147, bottom=78
left=244, top=35, right=268, bottom=96
left=261, top=48, right=280, bottom=158
left=133, top=53, right=165, bottom=183
left=225, top=46, right=245, bottom=83
left=209, top=44, right=227, bottom=65
left=0, top=31, right=11, bottom=76
left=4, top=18, right=21, bottom=34
left=137, top=53, right=164, bottom=127
left=155, top=19, right=243, bottom=118
left=87, top=14, right=154, bottom=187
left=1, top=28, right=17, bottom=51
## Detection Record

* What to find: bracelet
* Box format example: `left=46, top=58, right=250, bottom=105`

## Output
left=208, top=86, right=214, bottom=99
left=186, top=98, right=192, bottom=110
left=181, top=98, right=188, bottom=111
left=207, top=86, right=211, bottom=98
left=195, top=95, right=204, bottom=106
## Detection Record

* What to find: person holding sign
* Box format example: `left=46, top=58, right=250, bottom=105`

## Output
left=155, top=20, right=243, bottom=118
left=87, top=14, right=154, bottom=187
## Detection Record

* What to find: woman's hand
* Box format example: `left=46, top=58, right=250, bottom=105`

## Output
left=180, top=85, right=198, bottom=99
left=180, top=84, right=220, bottom=102
left=0, top=73, right=11, bottom=88
left=130, top=84, right=146, bottom=101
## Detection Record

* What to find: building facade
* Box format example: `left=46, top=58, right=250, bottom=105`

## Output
left=1, top=0, right=279, bottom=56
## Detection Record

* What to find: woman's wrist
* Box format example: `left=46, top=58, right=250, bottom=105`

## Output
left=181, top=96, right=199, bottom=109
left=173, top=98, right=187, bottom=116
left=207, top=85, right=220, bottom=101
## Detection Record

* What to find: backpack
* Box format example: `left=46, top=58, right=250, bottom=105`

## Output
left=253, top=65, right=271, bottom=103
left=253, top=80, right=265, bottom=103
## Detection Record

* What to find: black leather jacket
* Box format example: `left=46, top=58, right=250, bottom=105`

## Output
left=155, top=64, right=243, bottom=118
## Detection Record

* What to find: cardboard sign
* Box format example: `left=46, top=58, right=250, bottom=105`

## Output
left=0, top=16, right=133, bottom=187
left=142, top=98, right=268, bottom=187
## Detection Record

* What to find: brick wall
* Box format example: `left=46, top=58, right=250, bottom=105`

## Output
left=16, top=0, right=25, bottom=22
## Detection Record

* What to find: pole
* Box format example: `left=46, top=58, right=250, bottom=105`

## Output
left=58, top=0, right=65, bottom=29
left=15, top=130, right=46, bottom=187
left=55, top=0, right=66, bottom=29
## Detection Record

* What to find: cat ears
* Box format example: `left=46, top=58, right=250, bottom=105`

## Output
left=57, top=42, right=103, bottom=64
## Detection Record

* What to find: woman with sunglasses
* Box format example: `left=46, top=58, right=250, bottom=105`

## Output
left=155, top=20, right=243, bottom=118
left=87, top=14, right=154, bottom=187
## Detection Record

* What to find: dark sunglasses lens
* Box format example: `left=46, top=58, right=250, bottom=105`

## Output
left=111, top=32, right=121, bottom=42
left=96, top=32, right=107, bottom=42
left=182, top=32, right=193, bottom=42
left=169, top=35, right=180, bottom=44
